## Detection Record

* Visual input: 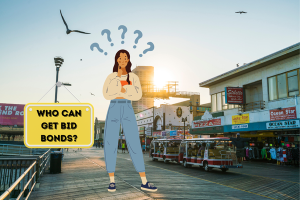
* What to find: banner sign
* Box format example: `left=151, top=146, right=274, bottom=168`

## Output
left=192, top=118, right=221, bottom=128
left=170, top=130, right=177, bottom=136
left=0, top=103, right=25, bottom=126
left=232, top=114, right=249, bottom=124
left=162, top=131, right=166, bottom=136
left=225, top=87, right=244, bottom=104
left=266, top=120, right=299, bottom=129
left=24, top=103, right=94, bottom=148
left=270, top=107, right=297, bottom=121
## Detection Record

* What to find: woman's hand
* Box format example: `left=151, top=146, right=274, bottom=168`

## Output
left=117, top=66, right=122, bottom=77
left=121, top=86, right=126, bottom=93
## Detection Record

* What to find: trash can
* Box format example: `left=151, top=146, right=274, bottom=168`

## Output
left=50, top=151, right=63, bottom=173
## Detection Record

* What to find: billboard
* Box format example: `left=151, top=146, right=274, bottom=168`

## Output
left=225, top=87, right=244, bottom=104
left=0, top=103, right=25, bottom=126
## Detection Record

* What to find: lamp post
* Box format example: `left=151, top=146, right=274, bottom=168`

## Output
left=54, top=57, right=64, bottom=103
left=182, top=117, right=187, bottom=139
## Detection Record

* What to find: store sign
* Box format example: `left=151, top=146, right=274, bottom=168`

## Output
left=170, top=130, right=177, bottom=136
left=192, top=118, right=221, bottom=128
left=232, top=114, right=249, bottom=124
left=232, top=124, right=248, bottom=129
left=269, top=107, right=296, bottom=121
left=153, top=132, right=162, bottom=137
left=161, top=131, right=166, bottom=136
left=146, top=127, right=152, bottom=136
left=24, top=103, right=94, bottom=148
left=225, top=87, right=244, bottom=104
left=266, top=120, right=299, bottom=129
left=0, top=103, right=25, bottom=126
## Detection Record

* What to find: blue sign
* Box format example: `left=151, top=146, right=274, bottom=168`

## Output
left=170, top=130, right=177, bottom=136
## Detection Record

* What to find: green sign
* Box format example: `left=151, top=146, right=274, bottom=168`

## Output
left=190, top=126, right=224, bottom=134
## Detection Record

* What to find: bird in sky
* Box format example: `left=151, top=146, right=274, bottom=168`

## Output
left=235, top=11, right=247, bottom=14
left=80, top=59, right=82, bottom=61
left=91, top=93, right=95, bottom=96
left=60, top=10, right=91, bottom=34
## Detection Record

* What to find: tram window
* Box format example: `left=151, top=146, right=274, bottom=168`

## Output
left=180, top=143, right=186, bottom=155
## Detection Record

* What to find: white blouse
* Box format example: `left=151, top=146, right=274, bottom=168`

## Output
left=102, top=72, right=142, bottom=101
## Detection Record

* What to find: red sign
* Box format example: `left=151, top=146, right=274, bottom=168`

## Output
left=225, top=87, right=244, bottom=104
left=270, top=107, right=297, bottom=121
left=192, top=118, right=221, bottom=128
left=0, top=103, right=25, bottom=126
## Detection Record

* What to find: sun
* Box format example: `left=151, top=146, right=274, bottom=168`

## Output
left=154, top=74, right=166, bottom=89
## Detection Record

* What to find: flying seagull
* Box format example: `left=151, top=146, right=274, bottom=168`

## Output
left=60, top=10, right=91, bottom=34
left=91, top=93, right=95, bottom=96
left=235, top=11, right=247, bottom=14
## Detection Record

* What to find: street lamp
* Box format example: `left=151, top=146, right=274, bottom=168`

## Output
left=182, top=117, right=187, bottom=139
left=54, top=57, right=64, bottom=103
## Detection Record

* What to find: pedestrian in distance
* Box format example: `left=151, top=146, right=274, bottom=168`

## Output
left=122, top=142, right=125, bottom=153
left=230, top=133, right=251, bottom=164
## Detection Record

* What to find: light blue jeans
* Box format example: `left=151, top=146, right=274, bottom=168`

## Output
left=104, top=99, right=145, bottom=173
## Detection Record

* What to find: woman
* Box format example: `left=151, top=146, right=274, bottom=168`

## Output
left=103, top=49, right=157, bottom=192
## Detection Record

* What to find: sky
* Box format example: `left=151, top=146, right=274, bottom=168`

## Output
left=0, top=0, right=299, bottom=120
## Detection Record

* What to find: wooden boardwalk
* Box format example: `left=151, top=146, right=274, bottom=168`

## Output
left=30, top=149, right=153, bottom=200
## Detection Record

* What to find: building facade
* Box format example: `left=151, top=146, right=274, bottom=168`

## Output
left=191, top=43, right=300, bottom=160
left=131, top=66, right=154, bottom=113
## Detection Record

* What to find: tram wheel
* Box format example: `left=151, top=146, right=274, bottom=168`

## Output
left=163, top=157, right=169, bottom=163
left=152, top=157, right=156, bottom=161
left=204, top=162, right=211, bottom=172
left=221, top=168, right=228, bottom=172
left=183, top=159, right=188, bottom=168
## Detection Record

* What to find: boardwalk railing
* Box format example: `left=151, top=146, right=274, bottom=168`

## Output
left=0, top=144, right=48, bottom=156
left=0, top=149, right=50, bottom=200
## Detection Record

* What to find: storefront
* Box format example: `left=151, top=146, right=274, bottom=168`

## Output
left=224, top=118, right=299, bottom=165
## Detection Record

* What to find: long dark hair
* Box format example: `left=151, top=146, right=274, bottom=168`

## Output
left=113, top=49, right=132, bottom=84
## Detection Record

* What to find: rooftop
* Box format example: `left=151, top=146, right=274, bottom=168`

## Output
left=199, top=42, right=300, bottom=88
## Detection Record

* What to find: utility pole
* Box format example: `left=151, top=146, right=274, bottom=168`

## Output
left=182, top=117, right=187, bottom=139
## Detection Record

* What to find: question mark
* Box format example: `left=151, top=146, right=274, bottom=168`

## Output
left=101, top=29, right=114, bottom=46
left=139, top=42, right=154, bottom=57
left=133, top=30, right=143, bottom=49
left=90, top=43, right=107, bottom=55
left=118, top=25, right=127, bottom=44
left=73, top=135, right=77, bottom=142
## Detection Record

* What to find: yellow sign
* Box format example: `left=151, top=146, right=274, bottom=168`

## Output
left=232, top=113, right=249, bottom=124
left=24, top=103, right=94, bottom=148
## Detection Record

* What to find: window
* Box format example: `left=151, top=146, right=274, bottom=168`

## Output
left=222, top=92, right=228, bottom=110
left=268, top=69, right=299, bottom=101
left=211, top=94, right=216, bottom=112
left=212, top=91, right=239, bottom=112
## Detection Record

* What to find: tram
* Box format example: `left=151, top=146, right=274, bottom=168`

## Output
left=150, top=139, right=182, bottom=163
left=178, top=138, right=242, bottom=172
